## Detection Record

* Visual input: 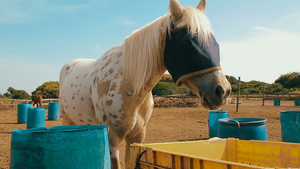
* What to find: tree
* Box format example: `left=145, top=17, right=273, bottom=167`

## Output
left=275, top=72, right=300, bottom=89
left=152, top=82, right=175, bottom=96
left=32, top=81, right=59, bottom=98
left=4, top=87, right=30, bottom=99
left=226, top=75, right=238, bottom=85
left=160, top=74, right=174, bottom=83
left=266, top=83, right=288, bottom=94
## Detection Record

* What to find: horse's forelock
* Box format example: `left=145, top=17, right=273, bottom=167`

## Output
left=171, top=6, right=214, bottom=46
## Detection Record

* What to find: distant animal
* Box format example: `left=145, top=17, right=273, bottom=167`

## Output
left=32, top=95, right=43, bottom=108
left=59, top=0, right=231, bottom=168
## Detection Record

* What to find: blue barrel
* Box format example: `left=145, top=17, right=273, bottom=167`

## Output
left=218, top=118, right=267, bottom=140
left=208, top=110, right=228, bottom=138
left=281, top=110, right=300, bottom=143
left=295, top=99, right=300, bottom=106
left=274, top=99, right=280, bottom=106
left=27, top=108, right=45, bottom=129
left=48, top=102, right=60, bottom=120
left=10, top=125, right=111, bottom=169
left=17, top=103, right=32, bottom=124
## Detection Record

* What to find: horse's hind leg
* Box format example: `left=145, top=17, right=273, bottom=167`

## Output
left=60, top=105, right=76, bottom=125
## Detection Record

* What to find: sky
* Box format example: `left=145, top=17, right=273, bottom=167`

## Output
left=0, top=0, right=300, bottom=94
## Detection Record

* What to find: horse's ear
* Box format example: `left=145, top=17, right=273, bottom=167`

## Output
left=169, top=0, right=183, bottom=21
left=197, top=0, right=206, bottom=11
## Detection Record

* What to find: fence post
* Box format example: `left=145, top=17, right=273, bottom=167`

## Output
left=262, top=85, right=265, bottom=106
left=236, top=77, right=240, bottom=112
left=10, top=100, right=14, bottom=108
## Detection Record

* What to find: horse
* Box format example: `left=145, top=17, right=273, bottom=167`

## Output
left=59, top=0, right=231, bottom=168
left=31, top=94, right=43, bottom=108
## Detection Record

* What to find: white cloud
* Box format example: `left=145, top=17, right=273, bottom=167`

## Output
left=220, top=27, right=300, bottom=83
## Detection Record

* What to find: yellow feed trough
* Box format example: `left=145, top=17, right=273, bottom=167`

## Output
left=130, top=138, right=300, bottom=169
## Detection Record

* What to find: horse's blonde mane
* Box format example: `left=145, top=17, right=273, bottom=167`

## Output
left=123, top=6, right=213, bottom=96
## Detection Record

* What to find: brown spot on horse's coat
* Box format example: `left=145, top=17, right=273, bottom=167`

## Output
left=103, top=114, right=107, bottom=121
left=97, top=81, right=111, bottom=98
left=104, top=58, right=112, bottom=69
left=68, top=70, right=73, bottom=75
left=93, top=62, right=99, bottom=67
left=106, top=100, right=113, bottom=106
left=83, top=73, right=88, bottom=78
left=66, top=66, right=70, bottom=70
left=108, top=68, right=113, bottom=74
left=72, top=96, right=75, bottom=100
left=117, top=52, right=122, bottom=58
left=81, top=97, right=84, bottom=101
left=110, top=83, right=117, bottom=91
left=76, top=76, right=79, bottom=79
left=80, top=119, right=84, bottom=122
left=102, top=53, right=109, bottom=60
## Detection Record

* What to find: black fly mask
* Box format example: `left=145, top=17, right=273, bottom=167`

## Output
left=164, top=28, right=221, bottom=86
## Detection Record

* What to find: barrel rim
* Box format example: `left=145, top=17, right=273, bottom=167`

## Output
left=12, top=125, right=108, bottom=135
left=208, top=110, right=228, bottom=113
left=218, top=118, right=267, bottom=127
left=281, top=110, right=300, bottom=113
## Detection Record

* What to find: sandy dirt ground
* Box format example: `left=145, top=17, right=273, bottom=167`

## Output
left=0, top=99, right=299, bottom=168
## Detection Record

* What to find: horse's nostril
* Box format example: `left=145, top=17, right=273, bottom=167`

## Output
left=215, top=86, right=225, bottom=99
left=225, top=88, right=231, bottom=97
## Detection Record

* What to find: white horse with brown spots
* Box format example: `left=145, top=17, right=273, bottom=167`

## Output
left=59, top=0, right=231, bottom=168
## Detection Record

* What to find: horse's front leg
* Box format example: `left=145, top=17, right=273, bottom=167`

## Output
left=125, top=126, right=146, bottom=169
left=109, top=128, right=124, bottom=169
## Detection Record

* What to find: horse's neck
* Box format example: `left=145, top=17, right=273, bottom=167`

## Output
left=122, top=15, right=170, bottom=97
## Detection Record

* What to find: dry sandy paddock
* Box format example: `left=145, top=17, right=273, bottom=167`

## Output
left=0, top=99, right=299, bottom=168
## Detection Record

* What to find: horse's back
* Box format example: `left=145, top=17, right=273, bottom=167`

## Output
left=60, top=58, right=96, bottom=85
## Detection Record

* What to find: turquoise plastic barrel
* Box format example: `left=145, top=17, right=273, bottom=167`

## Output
left=208, top=110, right=228, bottom=138
left=218, top=118, right=267, bottom=140
left=17, top=103, right=32, bottom=124
left=10, top=125, right=111, bottom=169
left=281, top=110, right=300, bottom=143
left=27, top=108, right=45, bottom=129
left=48, top=102, right=60, bottom=120
left=274, top=99, right=280, bottom=106
left=295, top=99, right=300, bottom=106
